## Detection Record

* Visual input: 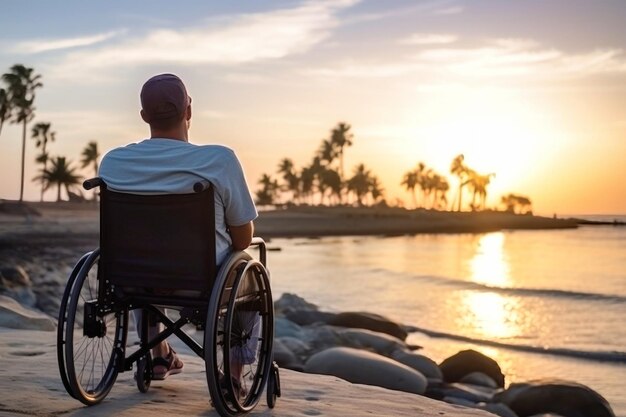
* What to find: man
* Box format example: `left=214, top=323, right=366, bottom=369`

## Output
left=99, top=73, right=257, bottom=380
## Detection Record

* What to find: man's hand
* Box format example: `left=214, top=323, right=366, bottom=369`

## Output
left=229, top=221, right=254, bottom=250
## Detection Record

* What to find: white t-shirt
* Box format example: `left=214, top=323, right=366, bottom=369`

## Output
left=99, top=138, right=258, bottom=265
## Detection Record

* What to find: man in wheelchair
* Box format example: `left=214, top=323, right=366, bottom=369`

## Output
left=99, top=73, right=257, bottom=379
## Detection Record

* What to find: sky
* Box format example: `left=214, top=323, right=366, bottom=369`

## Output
left=0, top=0, right=625, bottom=215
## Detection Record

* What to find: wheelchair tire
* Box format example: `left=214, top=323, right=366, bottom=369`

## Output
left=136, top=353, right=152, bottom=393
left=58, top=249, right=128, bottom=405
left=267, top=361, right=280, bottom=409
left=205, top=252, right=274, bottom=416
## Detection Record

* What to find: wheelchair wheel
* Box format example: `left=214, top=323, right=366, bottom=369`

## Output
left=267, top=361, right=280, bottom=409
left=206, top=252, right=274, bottom=416
left=58, top=249, right=128, bottom=405
left=136, top=353, right=152, bottom=393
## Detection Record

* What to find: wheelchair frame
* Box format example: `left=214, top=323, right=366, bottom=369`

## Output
left=56, top=178, right=280, bottom=417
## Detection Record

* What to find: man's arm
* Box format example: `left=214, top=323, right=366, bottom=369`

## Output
left=229, top=221, right=254, bottom=251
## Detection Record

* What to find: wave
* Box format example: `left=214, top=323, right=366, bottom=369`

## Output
left=408, top=325, right=626, bottom=364
left=404, top=273, right=626, bottom=303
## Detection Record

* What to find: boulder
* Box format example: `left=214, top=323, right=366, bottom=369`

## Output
left=0, top=266, right=32, bottom=288
left=390, top=350, right=443, bottom=381
left=0, top=295, right=55, bottom=331
left=327, top=311, right=408, bottom=340
left=439, top=349, right=505, bottom=387
left=285, top=309, right=336, bottom=326
left=275, top=317, right=304, bottom=339
left=272, top=338, right=300, bottom=369
left=302, top=324, right=343, bottom=353
left=305, top=347, right=427, bottom=395
left=274, top=293, right=318, bottom=314
left=278, top=336, right=311, bottom=361
left=460, top=371, right=499, bottom=388
left=338, top=328, right=407, bottom=356
left=495, top=380, right=615, bottom=417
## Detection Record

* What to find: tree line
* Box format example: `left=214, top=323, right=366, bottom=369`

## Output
left=1, top=64, right=98, bottom=202
left=257, top=124, right=533, bottom=214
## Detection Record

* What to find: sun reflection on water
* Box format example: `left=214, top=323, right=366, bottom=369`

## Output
left=461, top=233, right=521, bottom=340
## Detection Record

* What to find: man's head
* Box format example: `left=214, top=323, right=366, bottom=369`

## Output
left=140, top=73, right=191, bottom=132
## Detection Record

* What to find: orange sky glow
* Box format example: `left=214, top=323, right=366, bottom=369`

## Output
left=0, top=1, right=624, bottom=215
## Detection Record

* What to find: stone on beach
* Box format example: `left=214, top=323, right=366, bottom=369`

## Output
left=494, top=380, right=616, bottom=417
left=390, top=349, right=444, bottom=381
left=439, top=349, right=505, bottom=388
left=304, top=346, right=428, bottom=395
left=337, top=327, right=410, bottom=356
left=328, top=311, right=408, bottom=340
left=0, top=294, right=55, bottom=331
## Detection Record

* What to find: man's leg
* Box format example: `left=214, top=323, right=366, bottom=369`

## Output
left=133, top=308, right=183, bottom=379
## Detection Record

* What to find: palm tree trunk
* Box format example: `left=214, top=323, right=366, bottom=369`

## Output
left=457, top=185, right=463, bottom=211
left=57, top=183, right=61, bottom=202
left=19, top=120, right=26, bottom=202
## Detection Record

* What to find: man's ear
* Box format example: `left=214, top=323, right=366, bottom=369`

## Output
left=140, top=109, right=150, bottom=123
left=186, top=104, right=192, bottom=121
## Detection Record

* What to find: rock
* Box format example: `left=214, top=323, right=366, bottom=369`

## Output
left=439, top=349, right=505, bottom=388
left=327, top=311, right=408, bottom=340
left=460, top=371, right=499, bottom=388
left=304, top=347, right=427, bottom=395
left=495, top=380, right=615, bottom=417
left=0, top=266, right=32, bottom=288
left=483, top=403, right=519, bottom=417
left=274, top=293, right=318, bottom=314
left=390, top=350, right=443, bottom=381
left=433, top=382, right=497, bottom=403
left=338, top=328, right=407, bottom=356
left=275, top=317, right=304, bottom=339
left=273, top=338, right=300, bottom=369
left=442, top=398, right=518, bottom=417
left=0, top=295, right=55, bottom=331
left=279, top=336, right=311, bottom=361
left=285, top=309, right=336, bottom=325
left=302, top=324, right=342, bottom=353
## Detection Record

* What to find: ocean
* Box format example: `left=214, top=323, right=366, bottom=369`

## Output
left=264, top=218, right=626, bottom=415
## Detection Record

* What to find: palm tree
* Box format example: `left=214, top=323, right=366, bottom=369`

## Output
left=465, top=172, right=495, bottom=210
left=330, top=122, right=353, bottom=181
left=369, top=176, right=385, bottom=205
left=34, top=156, right=81, bottom=202
left=347, top=163, right=372, bottom=206
left=81, top=141, right=100, bottom=177
left=0, top=87, right=10, bottom=136
left=450, top=154, right=469, bottom=211
left=255, top=174, right=280, bottom=206
left=80, top=141, right=100, bottom=201
left=318, top=139, right=337, bottom=167
left=299, top=165, right=316, bottom=205
left=277, top=158, right=300, bottom=203
left=501, top=193, right=532, bottom=214
left=318, top=168, right=342, bottom=205
left=2, top=64, right=43, bottom=201
left=401, top=170, right=418, bottom=208
left=31, top=122, right=55, bottom=201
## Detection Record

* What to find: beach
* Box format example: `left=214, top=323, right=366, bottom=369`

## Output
left=0, top=201, right=621, bottom=417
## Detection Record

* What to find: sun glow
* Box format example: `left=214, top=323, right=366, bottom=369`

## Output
left=470, top=233, right=510, bottom=287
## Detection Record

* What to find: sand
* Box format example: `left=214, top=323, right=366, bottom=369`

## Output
left=0, top=328, right=493, bottom=417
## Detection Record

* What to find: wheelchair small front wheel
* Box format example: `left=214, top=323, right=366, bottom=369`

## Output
left=136, top=354, right=152, bottom=393
left=267, top=361, right=280, bottom=409
left=58, top=249, right=128, bottom=405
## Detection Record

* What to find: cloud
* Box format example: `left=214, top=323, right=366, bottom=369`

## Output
left=400, top=33, right=458, bottom=45
left=11, top=31, right=124, bottom=54
left=432, top=6, right=464, bottom=15
left=49, top=0, right=359, bottom=79
left=310, top=37, right=626, bottom=80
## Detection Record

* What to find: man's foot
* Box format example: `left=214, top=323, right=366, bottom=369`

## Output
left=152, top=347, right=184, bottom=380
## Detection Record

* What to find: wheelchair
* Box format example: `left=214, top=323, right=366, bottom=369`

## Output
left=56, top=178, right=281, bottom=417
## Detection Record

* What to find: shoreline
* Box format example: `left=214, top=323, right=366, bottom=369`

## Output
left=1, top=200, right=605, bottom=240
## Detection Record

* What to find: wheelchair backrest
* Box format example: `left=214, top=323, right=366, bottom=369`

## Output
left=99, top=182, right=217, bottom=295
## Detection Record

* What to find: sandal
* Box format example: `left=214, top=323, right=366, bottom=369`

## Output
left=152, top=347, right=184, bottom=380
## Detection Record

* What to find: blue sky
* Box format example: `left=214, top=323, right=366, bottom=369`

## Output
left=1, top=0, right=625, bottom=213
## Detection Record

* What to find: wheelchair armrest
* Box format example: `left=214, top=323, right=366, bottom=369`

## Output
left=83, top=177, right=103, bottom=190
left=250, top=237, right=267, bottom=267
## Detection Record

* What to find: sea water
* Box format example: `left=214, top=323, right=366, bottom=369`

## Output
left=263, top=219, right=626, bottom=416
